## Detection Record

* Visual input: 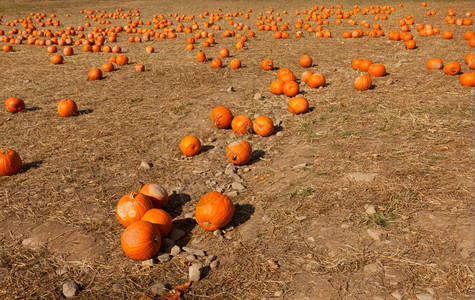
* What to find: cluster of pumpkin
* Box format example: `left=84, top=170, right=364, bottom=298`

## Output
left=117, top=184, right=235, bottom=260
left=426, top=54, right=474, bottom=86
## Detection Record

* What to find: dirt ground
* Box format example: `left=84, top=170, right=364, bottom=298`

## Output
left=0, top=0, right=473, bottom=299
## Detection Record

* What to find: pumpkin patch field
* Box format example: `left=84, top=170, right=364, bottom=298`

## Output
left=1, top=0, right=474, bottom=298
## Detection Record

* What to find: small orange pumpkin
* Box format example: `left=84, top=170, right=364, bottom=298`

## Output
left=354, top=75, right=372, bottom=91
left=211, top=58, right=223, bottom=68
left=5, top=97, right=25, bottom=113
left=231, top=115, right=253, bottom=134
left=219, top=48, right=229, bottom=58
left=358, top=59, right=373, bottom=71
left=57, top=99, right=78, bottom=117
left=282, top=81, right=299, bottom=97
left=180, top=135, right=202, bottom=156
left=405, top=40, right=416, bottom=49
left=367, top=64, right=386, bottom=77
left=211, top=106, right=234, bottom=129
left=101, top=62, right=114, bottom=72
left=253, top=116, right=274, bottom=137
left=197, top=51, right=206, bottom=62
left=460, top=72, right=474, bottom=86
left=63, top=46, right=74, bottom=56
left=301, top=71, right=313, bottom=82
left=271, top=80, right=284, bottom=94
left=135, top=64, right=145, bottom=72
left=261, top=59, right=274, bottom=70
left=139, top=183, right=168, bottom=208
left=116, top=55, right=129, bottom=66
left=195, top=192, right=235, bottom=231
left=426, top=58, right=443, bottom=69
left=299, top=54, right=312, bottom=68
left=141, top=209, right=173, bottom=237
left=121, top=220, right=161, bottom=260
left=51, top=54, right=63, bottom=64
left=0, top=149, right=22, bottom=176
left=116, top=192, right=154, bottom=227
left=307, top=74, right=326, bottom=88
left=226, top=140, right=252, bottom=165
left=443, top=61, right=461, bottom=75
left=230, top=59, right=241, bottom=69
left=288, top=97, right=309, bottom=115
left=88, top=68, right=103, bottom=80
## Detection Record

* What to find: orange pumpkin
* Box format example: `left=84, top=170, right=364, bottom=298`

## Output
left=358, top=59, right=373, bottom=71
left=231, top=115, right=253, bottom=134
left=5, top=97, right=25, bottom=113
left=460, top=72, right=474, bottom=86
left=261, top=59, right=274, bottom=70
left=367, top=64, right=386, bottom=76
left=141, top=208, right=173, bottom=237
left=211, top=58, right=223, bottom=68
left=277, top=68, right=292, bottom=81
left=57, top=99, right=78, bottom=117
left=282, top=81, right=299, bottom=97
left=253, top=116, right=274, bottom=137
left=219, top=48, right=229, bottom=58
left=405, top=40, right=416, bottom=49
left=354, top=75, right=372, bottom=91
left=51, top=54, right=63, bottom=64
left=443, top=61, right=461, bottom=75
left=88, top=68, right=103, bottom=80
left=146, top=46, right=154, bottom=53
left=135, top=64, right=145, bottom=72
left=226, top=140, right=252, bottom=165
left=271, top=80, right=284, bottom=94
left=230, top=59, right=241, bottom=69
left=280, top=72, right=297, bottom=83
left=197, top=51, right=206, bottom=62
left=121, top=220, right=161, bottom=260
left=299, top=54, right=312, bottom=68
left=307, top=74, right=326, bottom=88
left=0, top=149, right=22, bottom=176
left=116, top=192, right=154, bottom=227
left=139, top=183, right=168, bottom=208
left=301, top=71, right=313, bottom=82
left=426, top=58, right=444, bottom=69
left=63, top=46, right=74, bottom=56
left=116, top=55, right=129, bottom=66
left=195, top=192, right=235, bottom=231
left=101, top=62, right=114, bottom=72
left=288, top=97, right=309, bottom=115
left=180, top=135, right=202, bottom=156
left=211, top=106, right=234, bottom=129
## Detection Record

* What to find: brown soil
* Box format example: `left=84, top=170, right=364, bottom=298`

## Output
left=0, top=0, right=473, bottom=299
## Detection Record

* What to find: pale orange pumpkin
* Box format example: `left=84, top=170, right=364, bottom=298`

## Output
left=116, top=192, right=154, bottom=227
left=253, top=116, right=274, bottom=137
left=139, top=183, right=168, bottom=208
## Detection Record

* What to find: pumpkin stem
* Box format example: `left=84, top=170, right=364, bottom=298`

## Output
left=232, top=155, right=237, bottom=161
left=1, top=150, right=9, bottom=155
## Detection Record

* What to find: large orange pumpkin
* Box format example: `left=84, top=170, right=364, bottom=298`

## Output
left=5, top=97, right=25, bottom=113
left=116, top=192, right=154, bottom=227
left=180, top=135, right=201, bottom=156
left=307, top=74, right=325, bottom=88
left=443, top=61, right=461, bottom=75
left=141, top=208, right=173, bottom=237
left=121, top=220, right=161, bottom=260
left=195, top=192, right=234, bottom=231
left=288, top=97, right=309, bottom=115
left=116, top=55, right=129, bottom=66
left=0, top=149, right=22, bottom=176
left=211, top=106, right=234, bottom=129
left=139, top=183, right=168, bottom=208
left=226, top=140, right=252, bottom=165
left=253, top=116, right=274, bottom=137
left=231, top=115, right=253, bottom=134
left=57, top=99, right=78, bottom=117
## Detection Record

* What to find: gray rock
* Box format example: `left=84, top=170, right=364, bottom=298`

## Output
left=224, top=164, right=237, bottom=175
left=186, top=254, right=196, bottom=261
left=205, top=255, right=217, bottom=265
left=364, top=204, right=377, bottom=215
left=184, top=212, right=195, bottom=219
left=188, top=263, right=202, bottom=281
left=214, top=170, right=224, bottom=177
left=416, top=294, right=433, bottom=300
left=386, top=78, right=395, bottom=85
left=207, top=137, right=217, bottom=143
left=157, top=253, right=171, bottom=262
left=227, top=86, right=235, bottom=92
left=367, top=228, right=387, bottom=241
left=210, top=260, right=220, bottom=268
left=391, top=291, right=404, bottom=300
left=293, top=163, right=308, bottom=169
left=182, top=247, right=206, bottom=256
left=172, top=187, right=185, bottom=194
left=274, top=119, right=282, bottom=126
left=262, top=214, right=270, bottom=222
left=213, top=229, right=222, bottom=237
left=141, top=258, right=156, bottom=266
left=22, top=237, right=43, bottom=250
left=62, top=282, right=79, bottom=298
left=230, top=173, right=241, bottom=182
left=231, top=182, right=246, bottom=191
left=274, top=290, right=283, bottom=297
left=215, top=186, right=225, bottom=193
left=276, top=132, right=283, bottom=137
left=225, top=191, right=238, bottom=197
left=139, top=161, right=151, bottom=169
left=149, top=282, right=167, bottom=294
left=170, top=228, right=186, bottom=242
left=170, top=245, right=181, bottom=256
left=254, top=93, right=262, bottom=100
left=295, top=216, right=307, bottom=221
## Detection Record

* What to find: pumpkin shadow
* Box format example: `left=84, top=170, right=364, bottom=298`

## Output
left=274, top=125, right=283, bottom=133
left=171, top=218, right=197, bottom=248
left=78, top=109, right=93, bottom=115
left=165, top=193, right=192, bottom=219
left=250, top=149, right=265, bottom=163
left=369, top=85, right=376, bottom=90
left=200, top=145, right=214, bottom=154
left=21, top=160, right=43, bottom=172
left=226, top=203, right=255, bottom=228
left=26, top=106, right=41, bottom=112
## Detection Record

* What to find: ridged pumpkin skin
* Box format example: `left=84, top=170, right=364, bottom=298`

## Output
left=443, top=61, right=461, bottom=75
left=354, top=75, right=372, bottom=91
left=141, top=208, right=173, bottom=237
left=195, top=192, right=234, bottom=231
left=226, top=140, right=252, bottom=165
left=426, top=58, right=443, bottom=69
left=116, top=192, right=154, bottom=227
left=253, top=116, right=274, bottom=137
left=139, top=183, right=168, bottom=208
left=460, top=72, right=474, bottom=86
left=211, top=106, right=234, bottom=129
left=180, top=135, right=201, bottom=156
left=5, top=97, right=25, bottom=113
left=367, top=64, right=386, bottom=77
left=288, top=97, right=309, bottom=115
left=121, top=220, right=161, bottom=260
left=299, top=54, right=312, bottom=68
left=231, top=115, right=253, bottom=134
left=0, top=149, right=22, bottom=176
left=57, top=99, right=78, bottom=117
left=307, top=74, right=326, bottom=88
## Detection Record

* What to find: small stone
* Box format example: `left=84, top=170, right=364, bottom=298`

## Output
left=227, top=86, right=235, bottom=92
left=186, top=254, right=196, bottom=261
left=184, top=212, right=195, bottom=219
left=267, top=259, right=279, bottom=271
left=188, top=263, right=202, bottom=281
left=205, top=255, right=217, bottom=265
left=416, top=294, right=433, bottom=300
left=276, top=132, right=283, bottom=137
left=231, top=182, right=246, bottom=191
left=274, top=290, right=283, bottom=297
left=293, top=163, right=308, bottom=169
left=62, top=282, right=79, bottom=298
left=224, top=164, right=237, bottom=175
left=210, top=260, right=220, bottom=268
left=230, top=173, right=241, bottom=182
left=139, top=161, right=151, bottom=169
left=172, top=187, right=185, bottom=194
left=22, top=237, right=42, bottom=250
left=214, top=170, right=223, bottom=177
left=224, top=234, right=232, bottom=240
left=215, top=186, right=225, bottom=193
left=208, top=137, right=217, bottom=142
left=157, top=253, right=171, bottom=262
left=262, top=214, right=270, bottom=222
left=183, top=247, right=206, bottom=256
left=391, top=291, right=404, bottom=300
left=225, top=191, right=238, bottom=197
left=213, top=229, right=222, bottom=237
left=386, top=78, right=395, bottom=85
left=170, top=245, right=181, bottom=256
left=364, top=204, right=377, bottom=215
left=367, top=228, right=387, bottom=241
left=426, top=288, right=435, bottom=295
left=141, top=258, right=156, bottom=266
left=149, top=282, right=167, bottom=295
left=295, top=216, right=307, bottom=221
left=161, top=238, right=175, bottom=248
left=243, top=167, right=251, bottom=172
left=253, top=92, right=262, bottom=100
left=192, top=170, right=205, bottom=175
left=340, top=223, right=350, bottom=229
left=170, top=228, right=186, bottom=242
